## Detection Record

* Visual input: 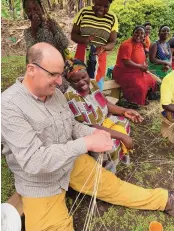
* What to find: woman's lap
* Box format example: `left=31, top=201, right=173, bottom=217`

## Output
left=113, top=67, right=156, bottom=105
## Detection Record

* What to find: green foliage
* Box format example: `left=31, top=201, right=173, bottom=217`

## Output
left=1, top=56, right=26, bottom=92
left=1, top=0, right=10, bottom=19
left=1, top=0, right=22, bottom=19
left=111, top=0, right=174, bottom=43
left=1, top=157, right=15, bottom=202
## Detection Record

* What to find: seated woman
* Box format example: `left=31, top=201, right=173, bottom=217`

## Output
left=63, top=58, right=144, bottom=173
left=149, top=25, right=172, bottom=79
left=161, top=71, right=174, bottom=143
left=23, top=0, right=70, bottom=93
left=113, top=25, right=157, bottom=106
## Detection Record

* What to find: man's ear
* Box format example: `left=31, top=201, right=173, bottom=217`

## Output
left=26, top=64, right=35, bottom=77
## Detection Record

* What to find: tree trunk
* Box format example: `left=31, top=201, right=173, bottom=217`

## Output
left=86, top=0, right=91, bottom=6
left=47, top=0, right=52, bottom=10
left=68, top=0, right=75, bottom=15
left=9, top=0, right=15, bottom=20
left=78, top=0, right=84, bottom=11
left=59, top=0, right=63, bottom=9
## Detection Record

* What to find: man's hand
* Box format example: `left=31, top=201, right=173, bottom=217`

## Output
left=84, top=129, right=113, bottom=153
left=124, top=109, right=144, bottom=123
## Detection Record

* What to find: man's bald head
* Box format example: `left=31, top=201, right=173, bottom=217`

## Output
left=26, top=42, right=64, bottom=65
left=23, top=43, right=64, bottom=100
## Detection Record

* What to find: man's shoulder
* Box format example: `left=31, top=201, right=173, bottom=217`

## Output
left=54, top=88, right=68, bottom=104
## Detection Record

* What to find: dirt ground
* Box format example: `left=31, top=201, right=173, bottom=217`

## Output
left=66, top=103, right=174, bottom=231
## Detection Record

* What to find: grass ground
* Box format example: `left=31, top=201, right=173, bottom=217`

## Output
left=1, top=54, right=174, bottom=230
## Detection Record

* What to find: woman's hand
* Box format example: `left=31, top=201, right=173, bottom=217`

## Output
left=162, top=64, right=170, bottom=72
left=31, top=14, right=41, bottom=37
left=121, top=135, right=133, bottom=149
left=139, top=64, right=148, bottom=72
left=124, top=109, right=144, bottom=123
left=94, top=46, right=105, bottom=55
left=83, top=35, right=95, bottom=44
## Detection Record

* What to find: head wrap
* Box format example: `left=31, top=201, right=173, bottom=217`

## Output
left=159, top=24, right=170, bottom=33
left=64, top=58, right=87, bottom=80
left=132, top=25, right=145, bottom=34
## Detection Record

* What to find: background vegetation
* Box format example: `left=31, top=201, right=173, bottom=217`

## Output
left=2, top=0, right=174, bottom=43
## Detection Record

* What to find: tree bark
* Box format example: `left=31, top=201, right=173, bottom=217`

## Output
left=9, top=0, right=15, bottom=20
left=47, top=0, right=52, bottom=10
left=68, top=0, right=75, bottom=15
left=78, top=0, right=84, bottom=11
left=59, top=0, right=63, bottom=9
left=86, top=0, right=91, bottom=6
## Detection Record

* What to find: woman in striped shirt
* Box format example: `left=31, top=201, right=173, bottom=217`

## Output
left=71, top=0, right=118, bottom=90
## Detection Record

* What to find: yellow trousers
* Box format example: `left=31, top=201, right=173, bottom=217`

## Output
left=22, top=154, right=168, bottom=231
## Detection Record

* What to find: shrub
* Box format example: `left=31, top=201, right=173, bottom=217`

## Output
left=111, top=0, right=174, bottom=43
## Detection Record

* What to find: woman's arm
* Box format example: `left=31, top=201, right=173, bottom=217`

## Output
left=172, top=48, right=174, bottom=61
left=92, top=124, right=133, bottom=149
left=169, top=47, right=173, bottom=66
left=95, top=31, right=117, bottom=55
left=104, top=31, right=117, bottom=51
left=149, top=42, right=170, bottom=66
left=107, top=101, right=126, bottom=115
left=24, top=28, right=37, bottom=49
left=162, top=104, right=174, bottom=113
left=107, top=101, right=144, bottom=123
left=122, top=59, right=148, bottom=72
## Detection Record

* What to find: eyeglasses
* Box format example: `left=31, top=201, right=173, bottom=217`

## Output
left=32, top=63, right=62, bottom=78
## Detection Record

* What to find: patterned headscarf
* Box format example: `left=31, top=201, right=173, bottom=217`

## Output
left=64, top=58, right=87, bottom=80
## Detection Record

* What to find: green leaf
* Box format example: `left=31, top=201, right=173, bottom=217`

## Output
left=1, top=9, right=10, bottom=19
left=8, top=37, right=17, bottom=43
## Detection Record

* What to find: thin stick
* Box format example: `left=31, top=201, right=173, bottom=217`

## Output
left=69, top=157, right=100, bottom=216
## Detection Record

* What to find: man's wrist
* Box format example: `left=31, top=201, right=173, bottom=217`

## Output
left=84, top=136, right=92, bottom=151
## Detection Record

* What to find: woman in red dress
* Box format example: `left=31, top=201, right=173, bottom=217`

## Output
left=113, top=26, right=157, bottom=105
